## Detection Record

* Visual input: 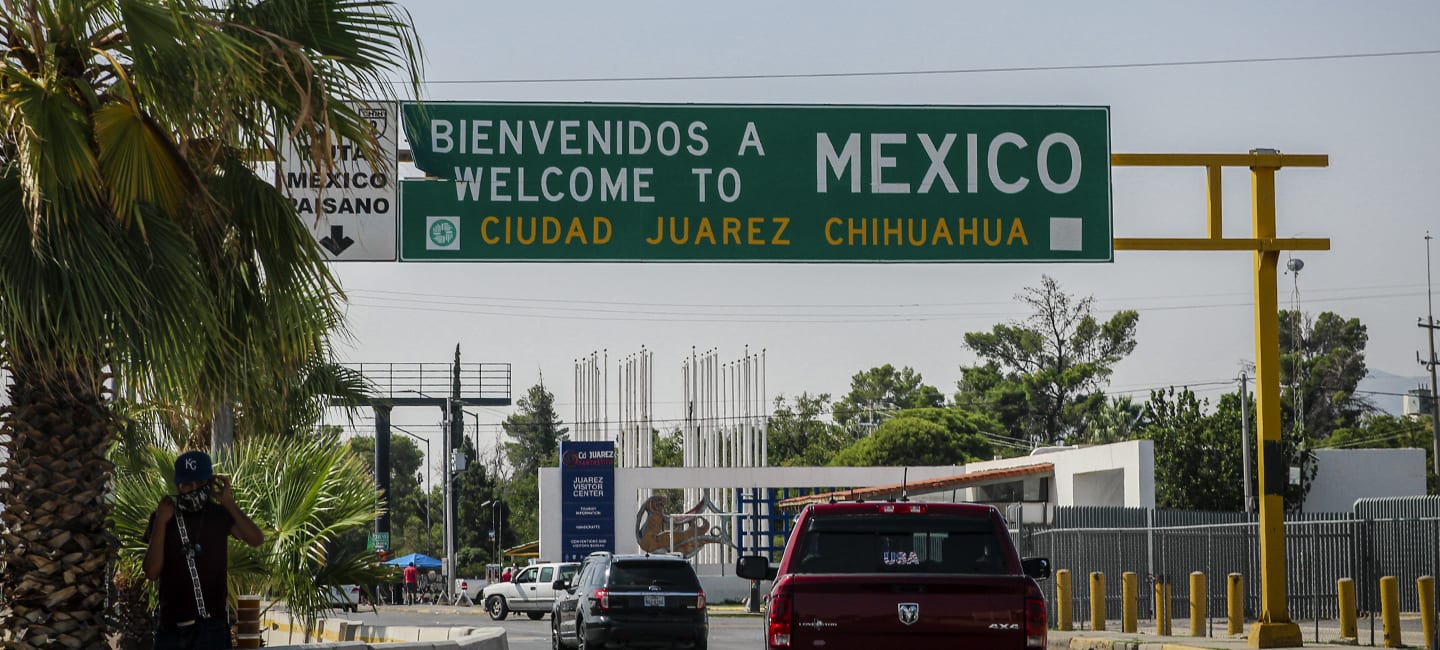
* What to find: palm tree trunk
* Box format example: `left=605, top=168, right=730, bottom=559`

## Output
left=0, top=364, right=118, bottom=649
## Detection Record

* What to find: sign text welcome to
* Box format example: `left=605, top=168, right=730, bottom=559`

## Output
left=400, top=102, right=1111, bottom=262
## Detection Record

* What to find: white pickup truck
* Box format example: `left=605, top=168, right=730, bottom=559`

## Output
left=483, top=562, right=580, bottom=620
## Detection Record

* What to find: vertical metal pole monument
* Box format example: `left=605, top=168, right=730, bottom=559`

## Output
left=1113, top=150, right=1329, bottom=648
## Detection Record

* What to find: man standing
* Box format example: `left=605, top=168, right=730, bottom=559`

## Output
left=144, top=450, right=264, bottom=650
left=403, top=562, right=419, bottom=605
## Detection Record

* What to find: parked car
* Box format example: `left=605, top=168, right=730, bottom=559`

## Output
left=482, top=561, right=580, bottom=620
left=736, top=501, right=1051, bottom=650
left=327, top=584, right=362, bottom=613
left=551, top=552, right=707, bottom=650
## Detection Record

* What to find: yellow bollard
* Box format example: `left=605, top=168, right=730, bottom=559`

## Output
left=1337, top=578, right=1357, bottom=640
left=1381, top=575, right=1402, bottom=648
left=1056, top=569, right=1073, bottom=631
left=1227, top=573, right=1243, bottom=636
left=1190, top=572, right=1207, bottom=637
left=1155, top=577, right=1172, bottom=636
left=1122, top=572, right=1138, bottom=633
left=1165, top=581, right=1175, bottom=636
left=1419, top=575, right=1435, bottom=650
left=1090, top=572, right=1107, bottom=631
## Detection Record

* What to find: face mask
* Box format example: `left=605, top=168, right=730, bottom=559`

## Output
left=176, top=484, right=212, bottom=513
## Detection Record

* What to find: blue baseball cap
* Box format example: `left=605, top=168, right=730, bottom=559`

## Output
left=174, top=450, right=214, bottom=485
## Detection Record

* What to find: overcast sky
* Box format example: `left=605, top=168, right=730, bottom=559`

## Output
left=319, top=2, right=1438, bottom=468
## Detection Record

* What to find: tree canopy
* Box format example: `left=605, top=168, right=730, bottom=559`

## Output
left=956, top=275, right=1140, bottom=445
left=767, top=393, right=850, bottom=466
left=830, top=407, right=997, bottom=467
left=832, top=365, right=944, bottom=435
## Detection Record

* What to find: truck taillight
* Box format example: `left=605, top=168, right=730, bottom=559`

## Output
left=767, top=593, right=792, bottom=648
left=697, top=589, right=707, bottom=610
left=593, top=588, right=609, bottom=612
left=1025, top=597, right=1047, bottom=648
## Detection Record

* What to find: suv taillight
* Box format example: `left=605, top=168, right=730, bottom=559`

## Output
left=593, top=588, right=609, bottom=612
left=767, top=592, right=792, bottom=648
left=1025, top=597, right=1046, bottom=648
left=697, top=589, right=707, bottom=610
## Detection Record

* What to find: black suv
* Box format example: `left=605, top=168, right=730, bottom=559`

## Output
left=550, top=552, right=708, bottom=650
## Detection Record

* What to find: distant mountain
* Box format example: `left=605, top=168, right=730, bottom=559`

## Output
left=1360, top=369, right=1433, bottom=415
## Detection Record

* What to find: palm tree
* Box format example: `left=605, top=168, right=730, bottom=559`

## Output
left=0, top=2, right=419, bottom=646
left=1080, top=395, right=1146, bottom=445
left=110, top=428, right=390, bottom=643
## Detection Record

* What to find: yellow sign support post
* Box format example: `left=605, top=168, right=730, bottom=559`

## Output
left=1112, top=150, right=1329, bottom=648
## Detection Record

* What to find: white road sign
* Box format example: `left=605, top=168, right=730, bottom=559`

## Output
left=279, top=101, right=398, bottom=261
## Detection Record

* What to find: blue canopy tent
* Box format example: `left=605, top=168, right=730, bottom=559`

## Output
left=385, top=552, right=442, bottom=569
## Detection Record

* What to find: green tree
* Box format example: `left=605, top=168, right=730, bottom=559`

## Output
left=1142, top=388, right=1242, bottom=511
left=0, top=2, right=419, bottom=644
left=830, top=407, right=997, bottom=467
left=111, top=431, right=389, bottom=640
left=501, top=383, right=569, bottom=543
left=653, top=428, right=684, bottom=467
left=348, top=435, right=432, bottom=556
left=1078, top=395, right=1147, bottom=445
left=767, top=393, right=849, bottom=466
left=957, top=275, right=1139, bottom=445
left=1279, top=310, right=1373, bottom=441
left=453, top=434, right=505, bottom=574
left=833, top=365, right=944, bottom=435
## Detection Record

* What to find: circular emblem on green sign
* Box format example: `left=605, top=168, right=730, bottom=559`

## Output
left=429, top=219, right=457, bottom=247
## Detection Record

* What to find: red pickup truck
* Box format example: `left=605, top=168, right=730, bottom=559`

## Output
left=736, top=501, right=1050, bottom=649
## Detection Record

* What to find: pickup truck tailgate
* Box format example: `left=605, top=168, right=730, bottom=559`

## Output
left=786, top=575, right=1032, bottom=649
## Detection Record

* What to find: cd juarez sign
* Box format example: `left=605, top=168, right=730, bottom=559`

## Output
left=399, top=102, right=1111, bottom=262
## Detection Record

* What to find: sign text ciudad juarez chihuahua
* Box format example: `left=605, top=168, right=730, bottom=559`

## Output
left=399, top=102, right=1111, bottom=262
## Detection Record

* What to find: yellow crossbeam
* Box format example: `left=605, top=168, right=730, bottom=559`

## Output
left=1112, top=153, right=1329, bottom=167
left=1115, top=238, right=1330, bottom=252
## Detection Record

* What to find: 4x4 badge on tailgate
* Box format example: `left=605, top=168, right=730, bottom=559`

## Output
left=897, top=603, right=919, bottom=626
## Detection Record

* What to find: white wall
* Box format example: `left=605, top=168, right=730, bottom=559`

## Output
left=964, top=439, right=1155, bottom=508
left=1303, top=448, right=1428, bottom=513
left=538, top=440, right=1160, bottom=561
left=540, top=465, right=967, bottom=562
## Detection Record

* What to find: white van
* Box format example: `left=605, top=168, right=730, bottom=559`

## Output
left=482, top=562, right=580, bottom=620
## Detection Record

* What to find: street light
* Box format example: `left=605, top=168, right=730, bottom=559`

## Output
left=391, top=426, right=434, bottom=556
left=480, top=499, right=503, bottom=568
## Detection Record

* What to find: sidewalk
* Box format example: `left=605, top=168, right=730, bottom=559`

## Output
left=1050, top=615, right=1432, bottom=650
left=1048, top=629, right=1359, bottom=649
left=366, top=602, right=763, bottom=617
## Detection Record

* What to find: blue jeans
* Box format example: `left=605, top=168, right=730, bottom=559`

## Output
left=153, top=618, right=231, bottom=650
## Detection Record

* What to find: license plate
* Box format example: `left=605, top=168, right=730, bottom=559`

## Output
left=644, top=594, right=665, bottom=607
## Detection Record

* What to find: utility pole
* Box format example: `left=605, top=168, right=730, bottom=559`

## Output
left=1420, top=232, right=1439, bottom=489
left=1239, top=367, right=1255, bottom=514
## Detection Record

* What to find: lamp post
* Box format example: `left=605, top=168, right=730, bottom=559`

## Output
left=392, top=426, right=433, bottom=556
left=481, top=499, right=502, bottom=567
left=398, top=390, right=455, bottom=598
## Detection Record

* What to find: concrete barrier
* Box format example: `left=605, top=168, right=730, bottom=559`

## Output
left=260, top=613, right=508, bottom=650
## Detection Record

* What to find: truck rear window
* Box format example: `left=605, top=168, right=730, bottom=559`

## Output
left=794, top=513, right=1010, bottom=575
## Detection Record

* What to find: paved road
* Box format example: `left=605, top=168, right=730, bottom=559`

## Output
left=343, top=605, right=762, bottom=649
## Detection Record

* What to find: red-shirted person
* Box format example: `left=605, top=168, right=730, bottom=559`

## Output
left=403, top=562, right=419, bottom=605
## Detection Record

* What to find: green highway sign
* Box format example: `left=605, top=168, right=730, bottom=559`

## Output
left=399, top=102, right=1111, bottom=262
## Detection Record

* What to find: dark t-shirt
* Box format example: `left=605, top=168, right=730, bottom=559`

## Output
left=144, top=502, right=236, bottom=626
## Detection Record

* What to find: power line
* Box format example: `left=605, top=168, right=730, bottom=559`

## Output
left=389, top=49, right=1440, bottom=86
left=347, top=282, right=1430, bottom=313
left=346, top=288, right=1430, bottom=325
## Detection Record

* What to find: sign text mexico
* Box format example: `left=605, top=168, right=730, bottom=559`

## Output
left=401, top=103, right=1111, bottom=262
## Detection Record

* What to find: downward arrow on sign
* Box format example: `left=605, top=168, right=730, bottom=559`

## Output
left=319, top=225, right=355, bottom=256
